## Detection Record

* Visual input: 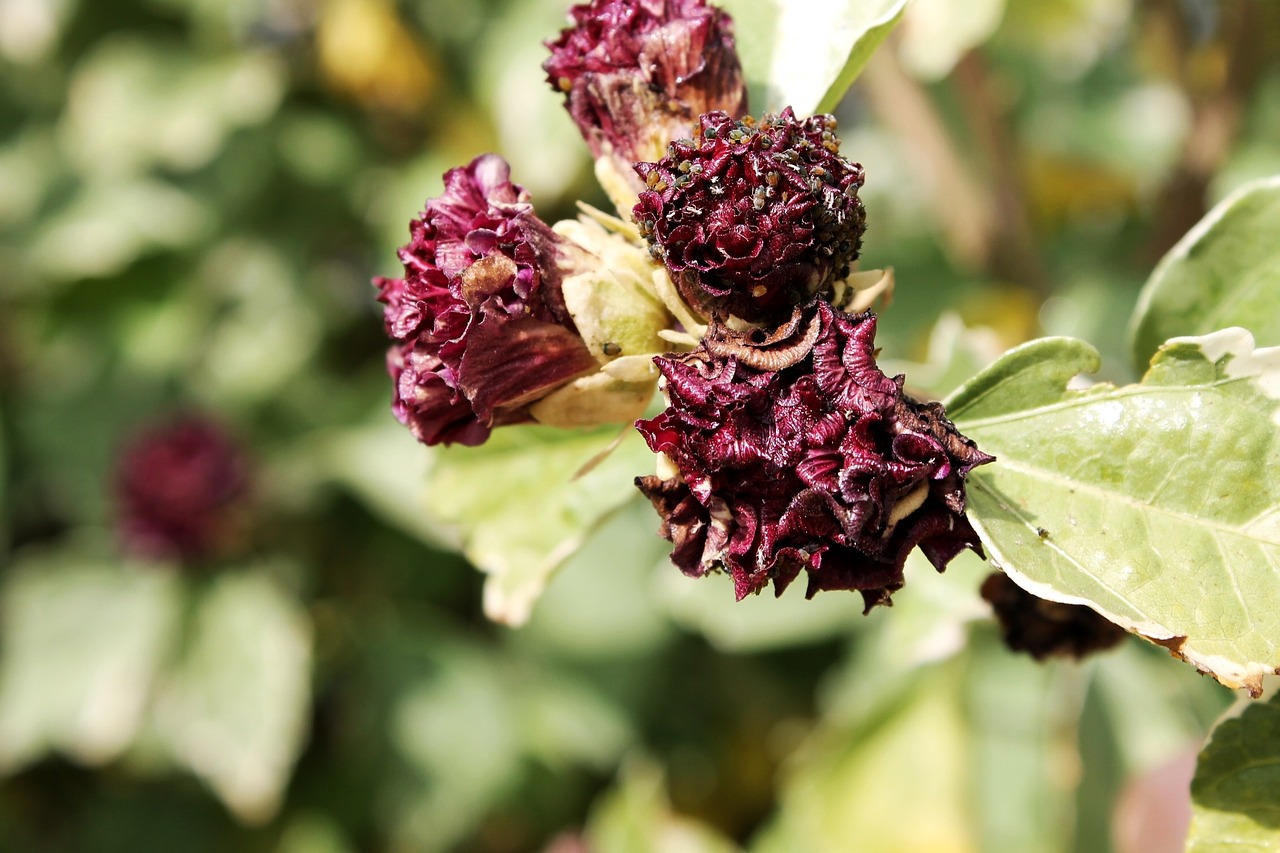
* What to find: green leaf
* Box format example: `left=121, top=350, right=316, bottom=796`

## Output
left=947, top=330, right=1280, bottom=696
left=425, top=424, right=657, bottom=626
left=391, top=651, right=524, bottom=852
left=1187, top=691, right=1280, bottom=852
left=0, top=405, right=7, bottom=554
left=0, top=552, right=182, bottom=771
left=758, top=636, right=1082, bottom=853
left=152, top=567, right=312, bottom=825
left=753, top=666, right=977, bottom=853
left=1129, top=175, right=1280, bottom=374
left=524, top=499, right=675, bottom=659
left=586, top=757, right=741, bottom=853
left=896, top=0, right=1007, bottom=81
left=718, top=0, right=907, bottom=116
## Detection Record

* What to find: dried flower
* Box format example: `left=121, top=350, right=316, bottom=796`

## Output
left=375, top=154, right=600, bottom=446
left=544, top=0, right=746, bottom=203
left=115, top=415, right=249, bottom=561
left=635, top=301, right=992, bottom=610
left=980, top=572, right=1126, bottom=660
left=633, top=108, right=867, bottom=324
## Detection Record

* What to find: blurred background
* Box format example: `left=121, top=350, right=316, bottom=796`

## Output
left=0, top=0, right=1277, bottom=850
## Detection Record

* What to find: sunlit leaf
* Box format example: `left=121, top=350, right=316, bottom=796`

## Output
left=0, top=552, right=181, bottom=771
left=1187, top=691, right=1280, bottom=852
left=947, top=330, right=1280, bottom=696
left=391, top=650, right=523, bottom=852
left=753, top=666, right=977, bottom=853
left=719, top=0, right=907, bottom=116
left=318, top=417, right=454, bottom=547
left=761, top=635, right=1081, bottom=853
left=59, top=40, right=284, bottom=178
left=152, top=567, right=312, bottom=825
left=425, top=424, right=656, bottom=626
left=0, top=406, right=6, bottom=553
left=30, top=179, right=214, bottom=281
left=480, top=0, right=590, bottom=200
left=1129, top=176, right=1280, bottom=373
left=524, top=499, right=674, bottom=659
left=898, top=0, right=1007, bottom=81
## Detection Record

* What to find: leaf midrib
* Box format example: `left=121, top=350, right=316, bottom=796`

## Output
left=971, top=458, right=1280, bottom=544
left=954, top=374, right=1254, bottom=431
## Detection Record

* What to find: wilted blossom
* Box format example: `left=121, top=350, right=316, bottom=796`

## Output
left=634, top=108, right=866, bottom=324
left=980, top=572, right=1126, bottom=660
left=635, top=301, right=992, bottom=610
left=115, top=415, right=250, bottom=561
left=375, top=154, right=600, bottom=446
left=544, top=0, right=746, bottom=199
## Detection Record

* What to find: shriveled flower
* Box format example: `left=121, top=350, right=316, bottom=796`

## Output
left=544, top=0, right=746, bottom=204
left=635, top=301, right=992, bottom=610
left=115, top=415, right=250, bottom=561
left=633, top=108, right=867, bottom=325
left=375, top=154, right=600, bottom=446
left=980, top=572, right=1126, bottom=660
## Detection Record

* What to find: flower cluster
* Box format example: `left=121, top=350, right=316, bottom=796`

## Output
left=115, top=415, right=249, bottom=561
left=376, top=0, right=993, bottom=611
left=634, top=109, right=867, bottom=324
left=635, top=302, right=992, bottom=609
left=376, top=154, right=600, bottom=446
left=544, top=0, right=746, bottom=201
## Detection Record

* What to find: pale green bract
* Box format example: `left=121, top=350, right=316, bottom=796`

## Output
left=151, top=567, right=313, bottom=825
left=0, top=553, right=181, bottom=771
left=424, top=424, right=659, bottom=626
left=718, top=0, right=907, bottom=116
left=1187, top=689, right=1280, bottom=852
left=947, top=328, right=1280, bottom=696
left=1129, top=175, right=1280, bottom=374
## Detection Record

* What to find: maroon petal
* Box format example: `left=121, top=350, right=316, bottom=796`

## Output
left=636, top=301, right=993, bottom=609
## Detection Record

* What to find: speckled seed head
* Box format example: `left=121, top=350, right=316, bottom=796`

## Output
left=633, top=108, right=867, bottom=324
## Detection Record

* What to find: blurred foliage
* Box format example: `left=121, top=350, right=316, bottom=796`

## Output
left=1, top=0, right=1276, bottom=851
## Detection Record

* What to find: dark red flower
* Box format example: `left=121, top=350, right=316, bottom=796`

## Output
left=635, top=301, right=992, bottom=611
left=980, top=572, right=1126, bottom=660
left=115, top=415, right=249, bottom=561
left=544, top=0, right=746, bottom=195
left=633, top=109, right=867, bottom=324
left=375, top=154, right=600, bottom=446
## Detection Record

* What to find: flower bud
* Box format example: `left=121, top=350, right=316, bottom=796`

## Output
left=633, top=109, right=867, bottom=325
left=376, top=154, right=601, bottom=446
left=635, top=301, right=992, bottom=610
left=980, top=572, right=1126, bottom=660
left=115, top=415, right=250, bottom=561
left=544, top=0, right=747, bottom=206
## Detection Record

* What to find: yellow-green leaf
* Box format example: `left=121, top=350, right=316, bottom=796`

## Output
left=718, top=0, right=907, bottom=116
left=948, top=329, right=1280, bottom=695
left=425, top=424, right=657, bottom=626
left=1187, top=691, right=1280, bottom=852
left=1129, top=176, right=1280, bottom=374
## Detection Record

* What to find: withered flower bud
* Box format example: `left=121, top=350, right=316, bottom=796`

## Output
left=375, top=154, right=600, bottom=446
left=980, top=572, right=1127, bottom=660
left=544, top=0, right=747, bottom=200
left=115, top=415, right=250, bottom=561
left=633, top=108, right=866, bottom=324
left=635, top=301, right=992, bottom=611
